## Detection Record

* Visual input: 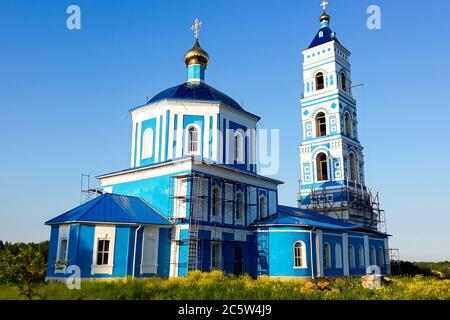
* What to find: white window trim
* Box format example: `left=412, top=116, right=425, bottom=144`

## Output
left=335, top=243, right=343, bottom=269
left=55, top=225, right=70, bottom=272
left=234, top=132, right=245, bottom=164
left=235, top=191, right=245, bottom=224
left=349, top=245, right=356, bottom=268
left=211, top=186, right=222, bottom=222
left=378, top=247, right=385, bottom=267
left=140, top=226, right=159, bottom=275
left=259, top=195, right=267, bottom=220
left=91, top=226, right=116, bottom=275
left=323, top=242, right=332, bottom=269
left=141, top=128, right=154, bottom=159
left=185, top=124, right=202, bottom=156
left=293, top=241, right=308, bottom=269
left=358, top=245, right=365, bottom=268
left=210, top=241, right=222, bottom=270
left=370, top=246, right=377, bottom=266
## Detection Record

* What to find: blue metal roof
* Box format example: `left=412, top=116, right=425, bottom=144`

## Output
left=147, top=82, right=244, bottom=112
left=255, top=205, right=387, bottom=236
left=308, top=26, right=341, bottom=49
left=45, top=194, right=172, bottom=226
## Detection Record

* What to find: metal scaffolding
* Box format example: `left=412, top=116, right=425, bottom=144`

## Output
left=167, top=172, right=258, bottom=273
left=298, top=179, right=387, bottom=233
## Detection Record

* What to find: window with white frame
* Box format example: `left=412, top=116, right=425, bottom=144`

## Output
left=235, top=192, right=244, bottom=221
left=186, top=125, right=200, bottom=155
left=294, top=241, right=307, bottom=268
left=349, top=244, right=356, bottom=268
left=56, top=225, right=70, bottom=269
left=234, top=132, right=244, bottom=163
left=96, top=239, right=110, bottom=265
left=92, top=226, right=115, bottom=274
left=323, top=243, right=331, bottom=268
left=58, top=238, right=68, bottom=263
left=141, top=128, right=154, bottom=159
left=344, top=112, right=352, bottom=137
left=259, top=196, right=267, bottom=219
left=211, top=186, right=222, bottom=218
left=358, top=245, right=365, bottom=267
left=378, top=247, right=385, bottom=267
left=211, top=242, right=222, bottom=269
left=335, top=243, right=343, bottom=268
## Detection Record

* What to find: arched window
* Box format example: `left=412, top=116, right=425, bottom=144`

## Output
left=141, top=128, right=154, bottom=159
left=259, top=196, right=267, bottom=219
left=316, top=153, right=329, bottom=182
left=315, top=112, right=327, bottom=137
left=335, top=244, right=343, bottom=268
left=349, top=245, right=356, bottom=268
left=294, top=241, right=307, bottom=268
left=212, top=187, right=222, bottom=218
left=235, top=192, right=244, bottom=221
left=344, top=112, right=352, bottom=137
left=234, top=133, right=244, bottom=163
left=358, top=245, right=365, bottom=268
left=315, top=72, right=325, bottom=91
left=186, top=125, right=200, bottom=155
left=378, top=247, right=385, bottom=267
left=370, top=246, right=377, bottom=266
left=341, top=73, right=347, bottom=92
left=323, top=243, right=331, bottom=268
left=349, top=153, right=357, bottom=182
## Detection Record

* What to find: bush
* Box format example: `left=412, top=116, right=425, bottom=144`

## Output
left=0, top=242, right=48, bottom=300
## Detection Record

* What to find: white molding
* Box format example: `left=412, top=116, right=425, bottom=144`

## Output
left=140, top=226, right=159, bottom=275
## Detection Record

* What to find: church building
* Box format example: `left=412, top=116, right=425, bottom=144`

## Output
left=46, top=4, right=390, bottom=281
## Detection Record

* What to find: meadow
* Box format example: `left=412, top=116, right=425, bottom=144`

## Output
left=0, top=271, right=449, bottom=300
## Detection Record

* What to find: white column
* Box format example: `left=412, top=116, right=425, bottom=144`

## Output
left=167, top=113, right=174, bottom=160
left=135, top=122, right=142, bottom=167
left=175, top=115, right=183, bottom=158
left=343, top=233, right=349, bottom=276
left=203, top=116, right=210, bottom=159
left=130, top=121, right=137, bottom=167
left=155, top=115, right=161, bottom=163
left=364, top=235, right=370, bottom=272
left=315, top=229, right=323, bottom=277
left=385, top=238, right=391, bottom=275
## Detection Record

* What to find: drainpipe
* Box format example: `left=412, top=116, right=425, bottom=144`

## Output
left=132, top=225, right=143, bottom=278
left=309, top=227, right=316, bottom=280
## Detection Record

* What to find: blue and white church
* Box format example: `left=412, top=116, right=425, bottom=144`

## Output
left=46, top=6, right=390, bottom=281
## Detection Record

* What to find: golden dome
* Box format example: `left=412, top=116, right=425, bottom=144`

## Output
left=320, top=12, right=330, bottom=23
left=184, top=39, right=209, bottom=67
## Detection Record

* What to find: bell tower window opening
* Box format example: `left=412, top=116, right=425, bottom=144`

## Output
left=315, top=72, right=325, bottom=91
left=349, top=153, right=357, bottom=182
left=341, top=73, right=348, bottom=92
left=316, top=153, right=329, bottom=182
left=344, top=112, right=352, bottom=137
left=315, top=112, right=327, bottom=137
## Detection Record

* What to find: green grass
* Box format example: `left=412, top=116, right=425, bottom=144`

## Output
left=1, top=271, right=449, bottom=300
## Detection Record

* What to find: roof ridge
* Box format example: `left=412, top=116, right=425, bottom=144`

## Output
left=139, top=197, right=173, bottom=224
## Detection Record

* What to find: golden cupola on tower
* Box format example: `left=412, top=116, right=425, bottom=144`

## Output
left=184, top=38, right=209, bottom=67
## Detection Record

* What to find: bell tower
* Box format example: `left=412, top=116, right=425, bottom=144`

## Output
left=298, top=2, right=384, bottom=231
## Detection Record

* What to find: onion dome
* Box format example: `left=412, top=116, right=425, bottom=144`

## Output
left=184, top=38, right=209, bottom=67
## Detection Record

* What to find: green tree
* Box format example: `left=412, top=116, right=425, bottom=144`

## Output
left=0, top=240, right=5, bottom=252
left=0, top=243, right=47, bottom=300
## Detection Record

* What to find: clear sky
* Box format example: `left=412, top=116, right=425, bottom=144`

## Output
left=0, top=0, right=449, bottom=262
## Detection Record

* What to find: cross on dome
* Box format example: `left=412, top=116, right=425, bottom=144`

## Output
left=191, top=18, right=203, bottom=39
left=320, top=0, right=329, bottom=11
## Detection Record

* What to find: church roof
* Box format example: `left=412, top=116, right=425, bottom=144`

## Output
left=255, top=205, right=387, bottom=236
left=308, top=26, right=341, bottom=49
left=45, top=193, right=172, bottom=226
left=146, top=81, right=246, bottom=113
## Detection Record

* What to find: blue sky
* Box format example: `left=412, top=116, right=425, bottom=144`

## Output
left=0, top=0, right=449, bottom=261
